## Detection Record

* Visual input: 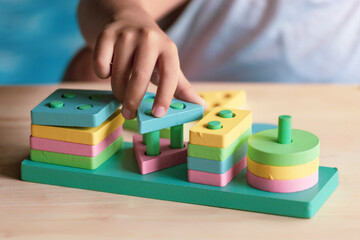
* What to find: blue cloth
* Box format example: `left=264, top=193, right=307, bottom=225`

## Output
left=0, top=1, right=84, bottom=84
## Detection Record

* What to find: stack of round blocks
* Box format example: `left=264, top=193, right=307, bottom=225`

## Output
left=247, top=115, right=320, bottom=193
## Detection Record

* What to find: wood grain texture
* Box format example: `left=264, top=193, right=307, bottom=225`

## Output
left=0, top=83, right=359, bottom=239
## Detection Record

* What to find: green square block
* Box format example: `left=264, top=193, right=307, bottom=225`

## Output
left=22, top=142, right=338, bottom=218
left=188, top=127, right=252, bottom=161
left=30, top=136, right=123, bottom=169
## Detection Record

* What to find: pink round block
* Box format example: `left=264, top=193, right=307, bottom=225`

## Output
left=247, top=170, right=318, bottom=193
left=30, top=126, right=123, bottom=157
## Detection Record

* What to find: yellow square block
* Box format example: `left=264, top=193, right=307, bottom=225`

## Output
left=190, top=107, right=252, bottom=148
left=31, top=109, right=124, bottom=145
left=198, top=90, right=246, bottom=115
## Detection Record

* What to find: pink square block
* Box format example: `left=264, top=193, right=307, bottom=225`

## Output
left=188, top=156, right=247, bottom=187
left=30, top=126, right=123, bottom=157
left=133, top=134, right=187, bottom=175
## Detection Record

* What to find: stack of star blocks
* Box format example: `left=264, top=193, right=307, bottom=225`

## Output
left=188, top=107, right=252, bottom=187
left=29, top=89, right=124, bottom=170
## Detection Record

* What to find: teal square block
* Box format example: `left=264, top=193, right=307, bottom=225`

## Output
left=31, top=89, right=121, bottom=127
left=187, top=142, right=247, bottom=174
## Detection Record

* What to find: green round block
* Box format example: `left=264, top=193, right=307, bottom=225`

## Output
left=207, top=121, right=222, bottom=130
left=50, top=100, right=64, bottom=109
left=219, top=110, right=233, bottom=118
left=62, top=93, right=76, bottom=99
left=77, top=104, right=93, bottom=110
left=170, top=102, right=186, bottom=110
left=145, top=109, right=153, bottom=116
left=248, top=129, right=320, bottom=166
left=90, top=94, right=104, bottom=100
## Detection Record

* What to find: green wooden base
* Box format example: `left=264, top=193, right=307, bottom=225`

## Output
left=21, top=142, right=338, bottom=218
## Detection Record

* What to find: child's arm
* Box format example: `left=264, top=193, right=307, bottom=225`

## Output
left=77, top=0, right=206, bottom=119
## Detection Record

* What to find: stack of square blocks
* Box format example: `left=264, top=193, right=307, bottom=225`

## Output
left=188, top=107, right=252, bottom=187
left=30, top=89, right=124, bottom=170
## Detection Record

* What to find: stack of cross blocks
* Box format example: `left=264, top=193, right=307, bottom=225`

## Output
left=187, top=107, right=252, bottom=187
left=29, top=89, right=124, bottom=170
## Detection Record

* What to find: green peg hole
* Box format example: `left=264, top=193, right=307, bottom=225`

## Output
left=62, top=93, right=76, bottom=99
left=49, top=100, right=64, bottom=109
left=77, top=104, right=93, bottom=110
left=145, top=109, right=153, bottom=116
left=170, top=102, right=186, bottom=110
left=144, top=96, right=155, bottom=103
left=219, top=110, right=234, bottom=118
left=207, top=121, right=222, bottom=130
left=90, top=94, right=104, bottom=100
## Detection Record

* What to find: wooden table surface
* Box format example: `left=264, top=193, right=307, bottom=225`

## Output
left=0, top=83, right=359, bottom=239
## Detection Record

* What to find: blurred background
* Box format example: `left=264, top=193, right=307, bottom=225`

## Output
left=0, top=0, right=83, bottom=84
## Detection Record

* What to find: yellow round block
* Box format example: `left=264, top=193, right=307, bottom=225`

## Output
left=247, top=156, right=319, bottom=180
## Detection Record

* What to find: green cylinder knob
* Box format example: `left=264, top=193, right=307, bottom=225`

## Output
left=277, top=115, right=292, bottom=144
left=50, top=100, right=64, bottom=109
left=170, top=124, right=184, bottom=149
left=145, top=130, right=160, bottom=156
left=219, top=110, right=233, bottom=118
left=207, top=121, right=222, bottom=130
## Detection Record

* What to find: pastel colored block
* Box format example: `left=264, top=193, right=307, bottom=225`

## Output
left=188, top=157, right=247, bottom=187
left=31, top=89, right=121, bottom=127
left=248, top=128, right=320, bottom=166
left=187, top=143, right=247, bottom=174
left=137, top=92, right=204, bottom=134
left=247, top=156, right=319, bottom=180
left=247, top=170, right=319, bottom=193
left=133, top=134, right=187, bottom=174
left=123, top=118, right=138, bottom=131
left=30, top=136, right=123, bottom=170
left=190, top=107, right=252, bottom=148
left=20, top=142, right=338, bottom=218
left=188, top=127, right=252, bottom=161
left=198, top=90, right=246, bottom=115
left=31, top=109, right=124, bottom=145
left=30, top=126, right=123, bottom=157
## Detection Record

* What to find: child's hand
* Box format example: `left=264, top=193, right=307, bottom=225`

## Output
left=91, top=6, right=206, bottom=119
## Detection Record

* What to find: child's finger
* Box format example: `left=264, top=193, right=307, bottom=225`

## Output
left=111, top=32, right=137, bottom=104
left=152, top=46, right=179, bottom=118
left=122, top=39, right=158, bottom=119
left=93, top=29, right=116, bottom=79
left=174, top=71, right=207, bottom=111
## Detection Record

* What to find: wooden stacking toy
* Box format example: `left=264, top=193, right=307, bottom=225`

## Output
left=188, top=107, right=252, bottom=187
left=247, top=115, right=320, bottom=193
left=29, top=89, right=124, bottom=169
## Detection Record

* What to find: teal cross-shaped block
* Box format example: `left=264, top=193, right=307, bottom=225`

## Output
left=137, top=92, right=204, bottom=134
left=31, top=89, right=121, bottom=127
